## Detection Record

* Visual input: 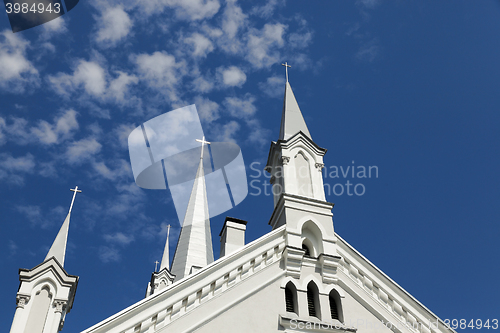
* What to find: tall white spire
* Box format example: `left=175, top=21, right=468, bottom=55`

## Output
left=278, top=64, right=311, bottom=141
left=45, top=186, right=82, bottom=267
left=160, top=225, right=171, bottom=271
left=171, top=138, right=214, bottom=280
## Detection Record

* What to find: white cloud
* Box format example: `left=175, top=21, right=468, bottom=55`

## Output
left=219, top=66, right=246, bottom=87
left=356, top=38, right=381, bottom=62
left=191, top=75, right=213, bottom=93
left=0, top=117, right=5, bottom=145
left=0, top=117, right=30, bottom=145
left=246, top=23, right=287, bottom=68
left=0, top=30, right=39, bottom=92
left=105, top=182, right=146, bottom=218
left=31, top=109, right=79, bottom=145
left=103, top=232, right=135, bottom=245
left=65, top=137, right=102, bottom=164
left=246, top=118, right=270, bottom=146
left=222, top=0, right=246, bottom=39
left=0, top=153, right=35, bottom=185
left=224, top=94, right=257, bottom=118
left=113, top=123, right=136, bottom=149
left=99, top=246, right=121, bottom=263
left=15, top=205, right=65, bottom=228
left=251, top=0, right=283, bottom=18
left=92, top=159, right=131, bottom=180
left=258, top=75, right=284, bottom=98
left=194, top=96, right=219, bottom=123
left=183, top=32, right=214, bottom=58
left=288, top=31, right=313, bottom=49
left=16, top=205, right=43, bottom=226
left=41, top=16, right=68, bottom=39
left=108, top=71, right=139, bottom=103
left=167, top=0, right=221, bottom=21
left=133, top=51, right=186, bottom=101
left=95, top=6, right=133, bottom=46
left=49, top=60, right=107, bottom=97
left=213, top=120, right=240, bottom=143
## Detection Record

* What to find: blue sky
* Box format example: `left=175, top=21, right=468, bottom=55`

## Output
left=1, top=0, right=500, bottom=332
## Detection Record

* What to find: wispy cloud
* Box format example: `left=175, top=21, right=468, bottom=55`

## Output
left=103, top=232, right=135, bottom=245
left=0, top=153, right=36, bottom=185
left=94, top=6, right=133, bottom=47
left=65, top=137, right=102, bottom=164
left=0, top=30, right=39, bottom=93
left=259, top=75, right=284, bottom=98
left=98, top=246, right=121, bottom=263
left=15, top=205, right=65, bottom=229
left=356, top=38, right=382, bottom=62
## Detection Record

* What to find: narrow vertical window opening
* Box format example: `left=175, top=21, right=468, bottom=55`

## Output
left=307, top=283, right=318, bottom=318
left=284, top=282, right=297, bottom=314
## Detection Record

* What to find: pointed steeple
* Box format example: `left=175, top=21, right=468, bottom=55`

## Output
left=10, top=186, right=80, bottom=333
left=171, top=138, right=214, bottom=280
left=45, top=186, right=81, bottom=267
left=279, top=81, right=312, bottom=141
left=160, top=225, right=171, bottom=270
left=45, top=213, right=71, bottom=266
left=146, top=224, right=175, bottom=296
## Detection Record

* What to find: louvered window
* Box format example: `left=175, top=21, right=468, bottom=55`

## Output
left=302, top=244, right=311, bottom=257
left=330, top=294, right=339, bottom=320
left=307, top=286, right=317, bottom=317
left=285, top=286, right=294, bottom=312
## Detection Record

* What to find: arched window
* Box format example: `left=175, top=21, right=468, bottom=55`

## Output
left=284, top=282, right=297, bottom=313
left=329, top=289, right=343, bottom=321
left=301, top=221, right=324, bottom=256
left=302, top=243, right=311, bottom=256
left=307, top=282, right=320, bottom=318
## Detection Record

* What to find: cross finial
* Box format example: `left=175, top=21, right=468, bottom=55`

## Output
left=154, top=260, right=160, bottom=272
left=282, top=62, right=291, bottom=82
left=69, top=186, right=82, bottom=214
left=195, top=136, right=211, bottom=159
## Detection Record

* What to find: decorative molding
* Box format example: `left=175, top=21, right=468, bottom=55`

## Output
left=338, top=257, right=427, bottom=333
left=264, top=166, right=272, bottom=173
left=315, top=163, right=325, bottom=171
left=270, top=176, right=276, bottom=185
left=113, top=236, right=287, bottom=333
left=16, top=294, right=30, bottom=309
left=318, top=254, right=341, bottom=284
left=281, top=156, right=290, bottom=165
left=282, top=246, right=305, bottom=278
left=53, top=300, right=67, bottom=313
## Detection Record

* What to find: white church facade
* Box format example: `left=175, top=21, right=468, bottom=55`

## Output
left=9, top=79, right=456, bottom=333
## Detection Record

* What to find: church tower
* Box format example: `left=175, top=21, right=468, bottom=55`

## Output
left=170, top=137, right=214, bottom=281
left=146, top=225, right=175, bottom=296
left=10, top=187, right=80, bottom=333
left=266, top=66, right=340, bottom=283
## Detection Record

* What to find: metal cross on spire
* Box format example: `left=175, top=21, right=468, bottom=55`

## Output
left=68, top=186, right=82, bottom=214
left=195, top=136, right=211, bottom=159
left=282, top=62, right=291, bottom=82
left=154, top=260, right=160, bottom=272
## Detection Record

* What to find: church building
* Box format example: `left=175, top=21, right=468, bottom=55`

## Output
left=9, top=77, right=455, bottom=333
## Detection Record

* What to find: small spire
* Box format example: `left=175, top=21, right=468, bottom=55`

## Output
left=45, top=186, right=82, bottom=267
left=171, top=138, right=214, bottom=280
left=159, top=225, right=171, bottom=271
left=279, top=80, right=312, bottom=141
